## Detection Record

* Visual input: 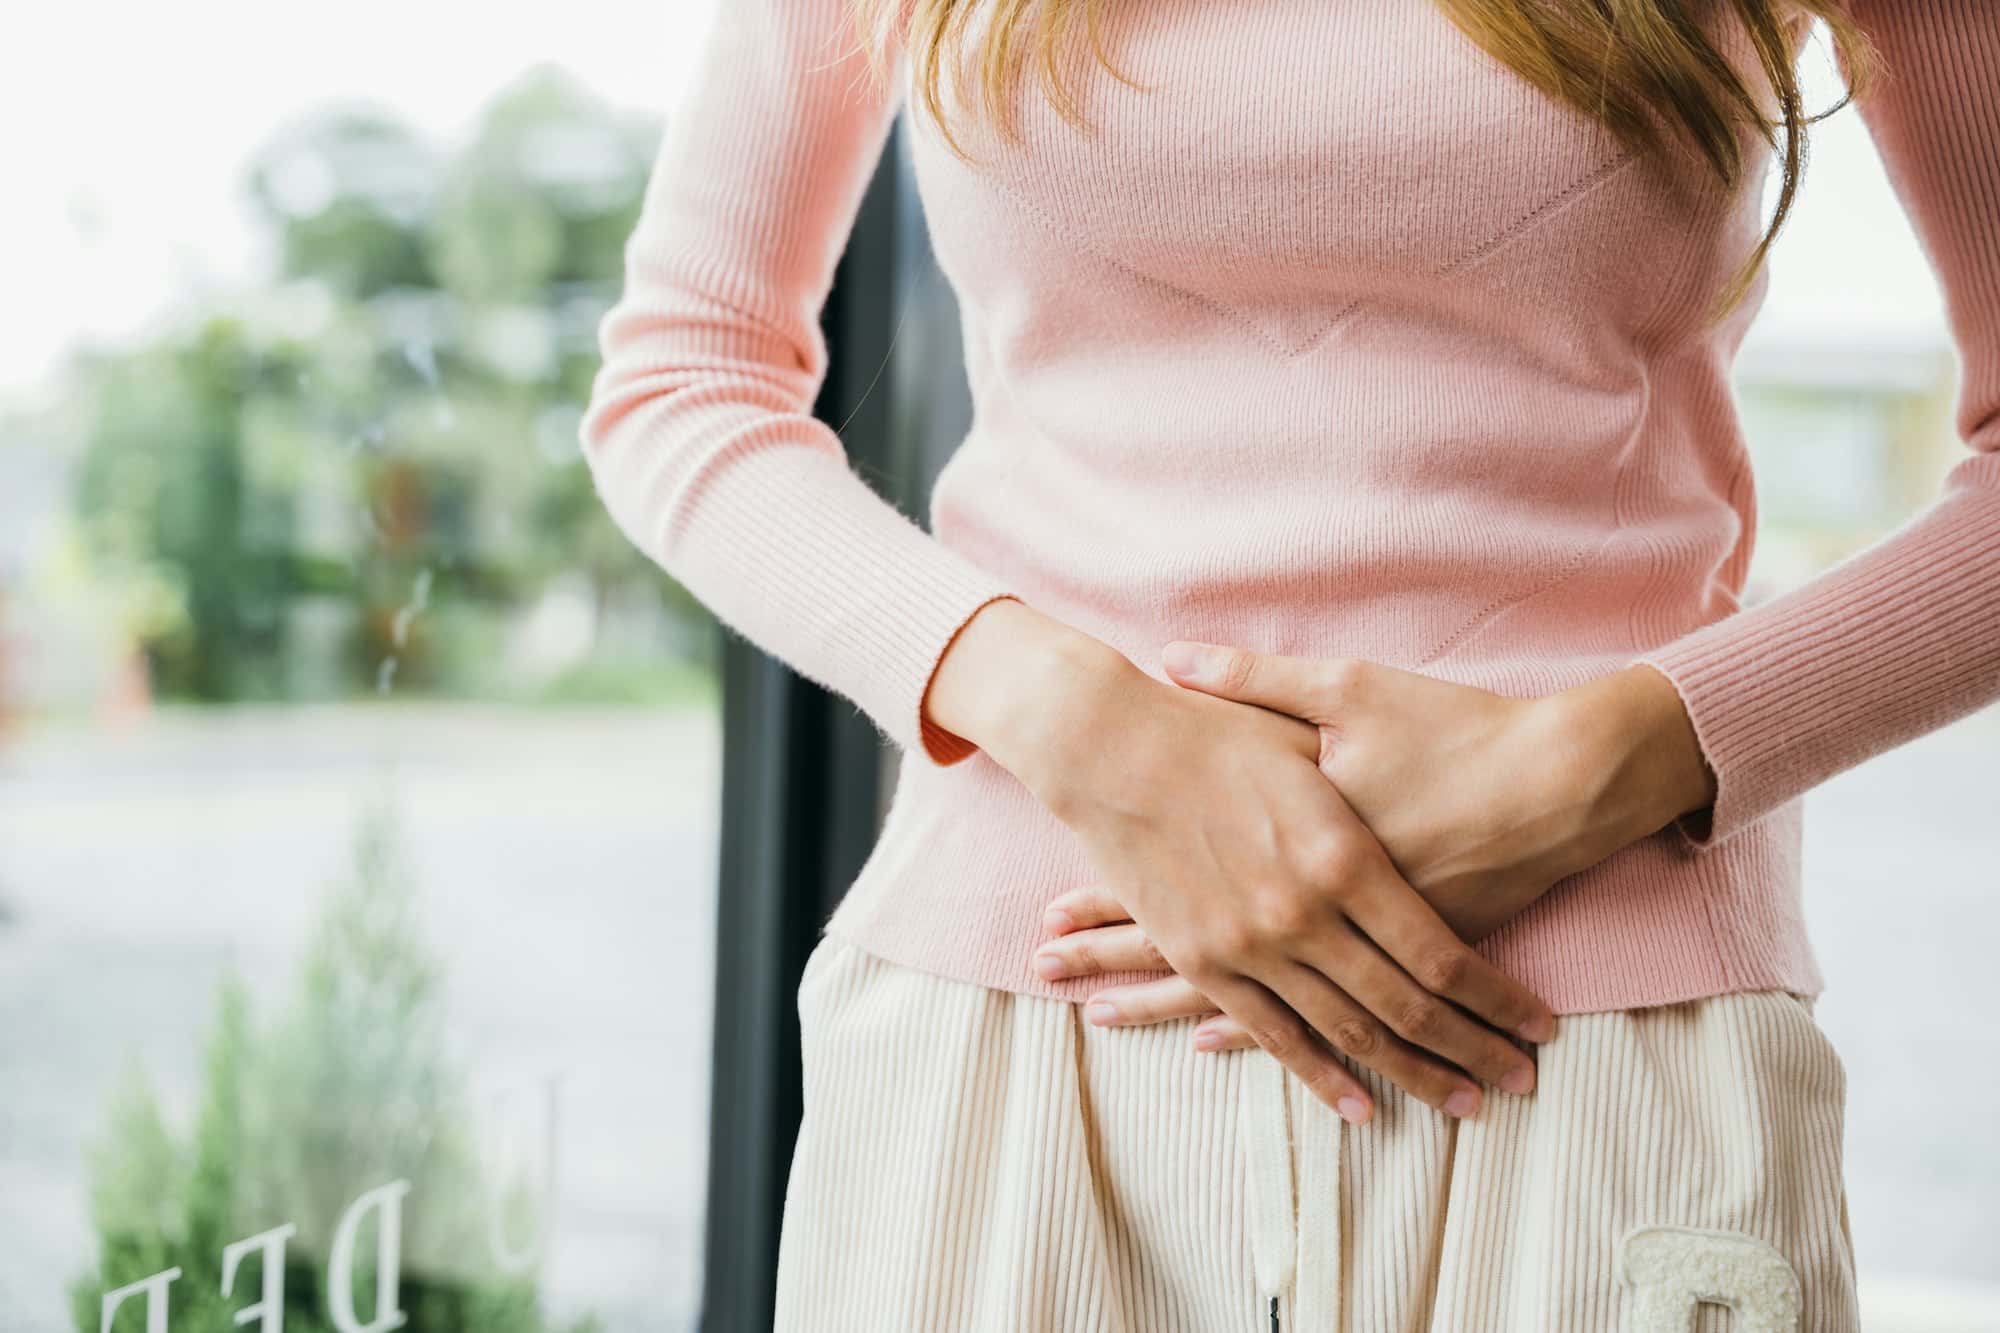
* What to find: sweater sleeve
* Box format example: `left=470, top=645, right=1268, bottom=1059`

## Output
left=578, top=0, right=1022, bottom=766
left=1632, top=3, right=2000, bottom=852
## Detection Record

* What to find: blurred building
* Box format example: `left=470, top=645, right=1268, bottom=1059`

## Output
left=1733, top=324, right=1964, bottom=602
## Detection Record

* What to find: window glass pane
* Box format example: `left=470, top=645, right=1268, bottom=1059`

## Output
left=1, top=3, right=722, bottom=1329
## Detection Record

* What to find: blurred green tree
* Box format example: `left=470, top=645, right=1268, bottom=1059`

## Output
left=70, top=65, right=712, bottom=703
left=68, top=798, right=600, bottom=1333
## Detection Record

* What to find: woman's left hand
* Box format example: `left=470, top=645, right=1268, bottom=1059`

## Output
left=1034, top=643, right=1714, bottom=1049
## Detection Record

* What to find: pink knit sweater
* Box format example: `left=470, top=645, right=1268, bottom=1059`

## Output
left=581, top=2, right=2000, bottom=1014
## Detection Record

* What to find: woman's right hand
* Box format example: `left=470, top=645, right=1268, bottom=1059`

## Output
left=926, top=602, right=1554, bottom=1125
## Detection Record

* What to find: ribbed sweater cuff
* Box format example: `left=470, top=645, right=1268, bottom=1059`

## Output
left=917, top=593, right=1027, bottom=766
left=1634, top=464, right=2000, bottom=853
left=649, top=425, right=1025, bottom=767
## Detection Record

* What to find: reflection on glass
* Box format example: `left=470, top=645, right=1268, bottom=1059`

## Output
left=70, top=802, right=594, bottom=1333
left=2, top=58, right=718, bottom=1333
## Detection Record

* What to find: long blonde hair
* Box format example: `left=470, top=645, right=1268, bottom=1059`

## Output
left=846, top=0, right=1885, bottom=325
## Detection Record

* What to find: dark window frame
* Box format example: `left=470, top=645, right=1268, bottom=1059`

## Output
left=699, top=119, right=971, bottom=1333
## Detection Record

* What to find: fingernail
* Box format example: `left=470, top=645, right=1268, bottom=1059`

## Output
left=1192, top=1027, right=1223, bottom=1051
left=1445, top=1089, right=1480, bottom=1118
left=1034, top=952, right=1068, bottom=981
left=1043, top=908, right=1073, bottom=934
left=1085, top=1000, right=1119, bottom=1025
left=1336, top=1096, right=1370, bottom=1125
left=1500, top=1065, right=1535, bottom=1096
left=1161, top=640, right=1217, bottom=682
left=1517, top=1013, right=1555, bottom=1043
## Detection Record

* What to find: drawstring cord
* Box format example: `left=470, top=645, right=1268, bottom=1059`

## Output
left=1244, top=1049, right=1295, bottom=1325
left=1243, top=1050, right=1345, bottom=1331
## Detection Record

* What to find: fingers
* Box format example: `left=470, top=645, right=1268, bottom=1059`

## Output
left=1077, top=974, right=1219, bottom=1026
left=1311, top=928, right=1538, bottom=1096
left=1191, top=1014, right=1256, bottom=1051
left=1199, top=971, right=1375, bottom=1125
left=1042, top=885, right=1545, bottom=1102
left=1269, top=960, right=1488, bottom=1118
left=1041, top=884, right=1134, bottom=936
left=1052, top=918, right=1535, bottom=1098
left=1036, top=921, right=1169, bottom=982
left=1057, top=922, right=1537, bottom=1119
left=1161, top=641, right=1341, bottom=721
left=1340, top=866, right=1557, bottom=1045
left=1190, top=990, right=1543, bottom=1099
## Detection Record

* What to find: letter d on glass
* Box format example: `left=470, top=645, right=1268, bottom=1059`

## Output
left=329, top=1179, right=413, bottom=1333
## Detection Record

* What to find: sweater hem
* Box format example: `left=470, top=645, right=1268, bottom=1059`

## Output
left=819, top=751, right=1822, bottom=1020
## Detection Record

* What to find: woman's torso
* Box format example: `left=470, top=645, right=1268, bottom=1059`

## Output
left=825, top=1, right=1825, bottom=1012
left=911, top=1, right=1800, bottom=672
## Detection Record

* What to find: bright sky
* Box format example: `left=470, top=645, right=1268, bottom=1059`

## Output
left=0, top=0, right=722, bottom=411
left=0, top=5, right=1949, bottom=413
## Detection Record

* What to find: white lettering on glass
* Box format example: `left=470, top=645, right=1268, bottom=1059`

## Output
left=327, top=1179, right=413, bottom=1333
left=221, top=1223, right=298, bottom=1332
left=100, top=1267, right=181, bottom=1333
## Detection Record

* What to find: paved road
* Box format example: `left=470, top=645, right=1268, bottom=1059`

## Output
left=0, top=701, right=1995, bottom=1331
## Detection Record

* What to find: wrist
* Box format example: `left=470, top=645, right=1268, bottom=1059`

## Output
left=1548, top=664, right=1718, bottom=845
left=922, top=599, right=1137, bottom=790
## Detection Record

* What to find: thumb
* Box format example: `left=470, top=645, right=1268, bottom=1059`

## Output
left=1160, top=641, right=1333, bottom=717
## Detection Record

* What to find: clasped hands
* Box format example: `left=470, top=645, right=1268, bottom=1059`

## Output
left=1015, top=639, right=1714, bottom=1127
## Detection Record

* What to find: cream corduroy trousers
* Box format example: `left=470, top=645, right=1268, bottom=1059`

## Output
left=772, top=935, right=1858, bottom=1332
